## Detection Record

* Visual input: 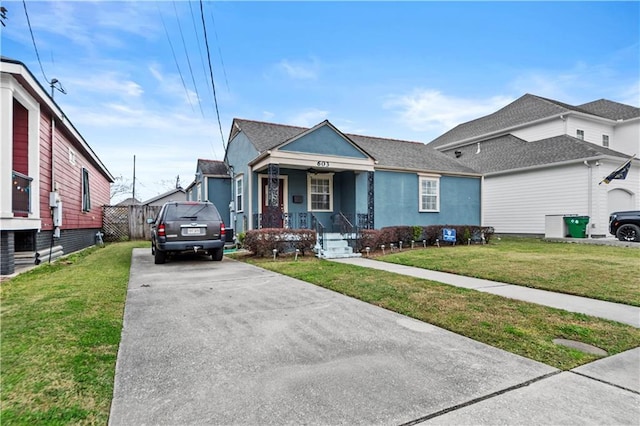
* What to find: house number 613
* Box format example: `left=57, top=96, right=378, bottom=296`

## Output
left=317, top=161, right=330, bottom=167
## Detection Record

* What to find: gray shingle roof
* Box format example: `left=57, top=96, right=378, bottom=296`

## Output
left=197, top=159, right=229, bottom=176
left=231, top=118, right=478, bottom=175
left=577, top=99, right=640, bottom=121
left=441, top=134, right=631, bottom=174
left=349, top=134, right=478, bottom=174
left=428, top=94, right=639, bottom=149
left=232, top=119, right=307, bottom=153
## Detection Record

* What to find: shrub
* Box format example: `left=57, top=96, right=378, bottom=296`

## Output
left=244, top=229, right=317, bottom=257
left=358, top=229, right=381, bottom=252
left=375, top=225, right=495, bottom=247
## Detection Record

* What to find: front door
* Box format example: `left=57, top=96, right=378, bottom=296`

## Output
left=261, top=178, right=284, bottom=228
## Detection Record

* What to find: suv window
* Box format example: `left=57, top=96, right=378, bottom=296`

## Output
left=164, top=203, right=220, bottom=221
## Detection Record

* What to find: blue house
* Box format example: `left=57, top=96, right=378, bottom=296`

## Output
left=186, top=159, right=232, bottom=236
left=223, top=118, right=482, bottom=253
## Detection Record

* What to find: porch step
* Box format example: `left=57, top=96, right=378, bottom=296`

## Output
left=317, top=233, right=362, bottom=259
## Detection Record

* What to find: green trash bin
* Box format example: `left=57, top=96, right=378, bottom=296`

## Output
left=564, top=216, right=589, bottom=238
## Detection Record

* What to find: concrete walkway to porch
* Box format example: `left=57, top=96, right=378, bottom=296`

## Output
left=329, top=257, right=640, bottom=328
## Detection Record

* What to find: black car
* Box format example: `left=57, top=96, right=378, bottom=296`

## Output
left=609, top=210, right=640, bottom=242
left=150, top=201, right=226, bottom=264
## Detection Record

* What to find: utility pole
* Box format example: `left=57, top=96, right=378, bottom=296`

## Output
left=132, top=155, right=136, bottom=200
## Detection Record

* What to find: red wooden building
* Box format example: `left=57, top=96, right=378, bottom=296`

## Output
left=1, top=57, right=114, bottom=275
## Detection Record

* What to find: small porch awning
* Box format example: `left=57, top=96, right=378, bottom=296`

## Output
left=249, top=150, right=376, bottom=173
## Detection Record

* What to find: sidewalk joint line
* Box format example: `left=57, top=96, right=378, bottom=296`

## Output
left=570, top=371, right=640, bottom=395
left=398, top=371, right=562, bottom=426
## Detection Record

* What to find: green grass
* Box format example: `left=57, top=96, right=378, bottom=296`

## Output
left=0, top=241, right=148, bottom=425
left=245, top=255, right=640, bottom=370
left=379, top=237, right=640, bottom=306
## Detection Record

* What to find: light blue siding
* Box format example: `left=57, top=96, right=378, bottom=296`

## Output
left=374, top=171, right=480, bottom=228
left=207, top=177, right=231, bottom=226
left=225, top=132, right=260, bottom=233
left=280, top=125, right=368, bottom=158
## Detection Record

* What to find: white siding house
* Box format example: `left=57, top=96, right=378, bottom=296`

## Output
left=429, top=94, right=639, bottom=237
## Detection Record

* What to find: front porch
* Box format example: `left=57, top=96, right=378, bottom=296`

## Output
left=252, top=211, right=370, bottom=259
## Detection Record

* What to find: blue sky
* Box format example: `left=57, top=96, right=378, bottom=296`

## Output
left=2, top=1, right=639, bottom=203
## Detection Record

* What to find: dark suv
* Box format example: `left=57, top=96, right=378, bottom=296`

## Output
left=150, top=201, right=226, bottom=264
left=609, top=210, right=640, bottom=242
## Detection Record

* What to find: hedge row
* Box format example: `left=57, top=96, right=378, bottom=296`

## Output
left=359, top=225, right=495, bottom=251
left=244, top=228, right=317, bottom=257
left=243, top=225, right=493, bottom=256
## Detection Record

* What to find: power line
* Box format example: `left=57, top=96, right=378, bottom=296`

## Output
left=199, top=0, right=226, bottom=151
left=157, top=3, right=194, bottom=113
left=173, top=1, right=204, bottom=118
left=22, top=0, right=48, bottom=84
left=208, top=7, right=230, bottom=92
left=188, top=0, right=213, bottom=100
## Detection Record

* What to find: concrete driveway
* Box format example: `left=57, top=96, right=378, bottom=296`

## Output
left=109, top=249, right=639, bottom=425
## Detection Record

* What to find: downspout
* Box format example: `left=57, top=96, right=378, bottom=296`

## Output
left=480, top=174, right=485, bottom=229
left=248, top=164, right=253, bottom=229
left=583, top=160, right=592, bottom=238
left=49, top=114, right=56, bottom=262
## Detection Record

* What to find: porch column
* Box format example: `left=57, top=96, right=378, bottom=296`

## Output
left=264, top=164, right=280, bottom=228
left=367, top=171, right=374, bottom=229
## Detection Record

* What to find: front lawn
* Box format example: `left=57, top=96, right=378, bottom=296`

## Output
left=379, top=237, right=640, bottom=306
left=0, top=241, right=147, bottom=425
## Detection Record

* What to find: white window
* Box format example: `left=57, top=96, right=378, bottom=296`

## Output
left=68, top=147, right=77, bottom=165
left=307, top=173, right=333, bottom=212
left=196, top=183, right=202, bottom=201
left=576, top=129, right=584, bottom=140
left=602, top=134, right=609, bottom=147
left=419, top=175, right=439, bottom=212
left=82, top=167, right=91, bottom=211
left=235, top=175, right=243, bottom=212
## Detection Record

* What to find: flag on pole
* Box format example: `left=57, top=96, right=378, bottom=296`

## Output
left=599, top=155, right=635, bottom=185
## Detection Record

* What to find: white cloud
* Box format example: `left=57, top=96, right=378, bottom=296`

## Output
left=277, top=58, right=320, bottom=80
left=287, top=108, right=329, bottom=127
left=618, top=80, right=640, bottom=107
left=385, top=90, right=513, bottom=134
left=508, top=58, right=640, bottom=107
left=262, top=111, right=275, bottom=121
left=67, top=72, right=143, bottom=98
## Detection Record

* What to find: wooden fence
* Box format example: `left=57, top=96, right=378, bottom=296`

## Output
left=102, top=205, right=161, bottom=241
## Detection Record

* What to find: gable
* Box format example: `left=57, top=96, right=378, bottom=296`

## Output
left=279, top=124, right=368, bottom=159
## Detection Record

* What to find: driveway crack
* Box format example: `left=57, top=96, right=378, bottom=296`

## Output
left=398, top=371, right=562, bottom=425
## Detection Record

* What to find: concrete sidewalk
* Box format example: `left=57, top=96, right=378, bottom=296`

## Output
left=330, top=257, right=640, bottom=328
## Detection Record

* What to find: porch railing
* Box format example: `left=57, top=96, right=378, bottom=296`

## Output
left=311, top=213, right=325, bottom=251
left=12, top=171, right=32, bottom=216
left=252, top=211, right=369, bottom=252
left=253, top=212, right=369, bottom=231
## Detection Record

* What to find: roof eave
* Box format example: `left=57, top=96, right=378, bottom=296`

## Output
left=374, top=165, right=482, bottom=177
left=1, top=58, right=115, bottom=182
left=484, top=155, right=635, bottom=177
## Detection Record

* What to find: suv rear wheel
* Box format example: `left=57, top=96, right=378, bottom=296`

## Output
left=616, top=224, right=640, bottom=242
left=154, top=248, right=167, bottom=264
left=210, top=247, right=223, bottom=261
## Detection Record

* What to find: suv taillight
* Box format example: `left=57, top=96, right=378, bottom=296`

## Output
left=158, top=224, right=166, bottom=237
left=220, top=222, right=226, bottom=238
